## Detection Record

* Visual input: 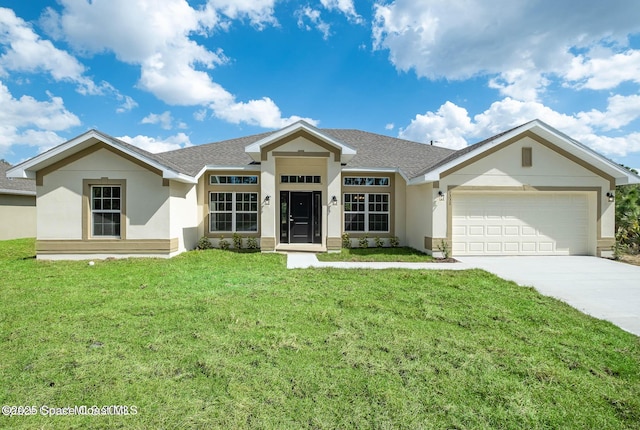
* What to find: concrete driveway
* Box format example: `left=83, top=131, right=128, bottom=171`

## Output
left=458, top=256, right=640, bottom=336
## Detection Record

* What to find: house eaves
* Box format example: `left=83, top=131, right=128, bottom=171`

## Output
left=245, top=120, right=357, bottom=163
left=408, top=119, right=640, bottom=186
left=7, top=129, right=197, bottom=184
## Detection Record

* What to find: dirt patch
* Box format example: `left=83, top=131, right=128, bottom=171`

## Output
left=619, top=254, right=640, bottom=267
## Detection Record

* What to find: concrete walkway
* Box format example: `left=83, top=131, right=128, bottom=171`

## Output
left=285, top=253, right=640, bottom=336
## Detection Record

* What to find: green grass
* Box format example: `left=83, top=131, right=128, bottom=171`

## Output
left=1, top=238, right=639, bottom=429
left=317, top=247, right=435, bottom=262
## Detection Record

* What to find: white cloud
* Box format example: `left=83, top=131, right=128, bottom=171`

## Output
left=577, top=94, right=640, bottom=131
left=193, top=109, right=207, bottom=121
left=399, top=97, right=640, bottom=158
left=116, top=95, right=138, bottom=113
left=0, top=7, right=99, bottom=93
left=372, top=0, right=640, bottom=100
left=320, top=0, right=363, bottom=23
left=118, top=132, right=192, bottom=153
left=44, top=0, right=314, bottom=129
left=141, top=111, right=175, bottom=130
left=385, top=123, right=394, bottom=130
left=0, top=80, right=79, bottom=157
left=296, top=7, right=331, bottom=40
left=213, top=97, right=318, bottom=128
left=564, top=49, right=640, bottom=90
left=207, top=0, right=278, bottom=29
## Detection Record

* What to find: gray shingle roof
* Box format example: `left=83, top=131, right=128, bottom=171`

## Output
left=156, top=129, right=457, bottom=179
left=0, top=160, right=35, bottom=194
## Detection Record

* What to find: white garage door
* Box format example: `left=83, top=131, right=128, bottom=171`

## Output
left=452, top=192, right=590, bottom=256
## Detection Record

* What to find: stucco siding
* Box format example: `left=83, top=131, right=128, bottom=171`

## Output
left=37, top=148, right=170, bottom=241
left=405, top=183, right=434, bottom=253
left=170, top=181, right=199, bottom=252
left=393, top=173, right=407, bottom=243
left=442, top=136, right=608, bottom=188
left=0, top=194, right=36, bottom=239
left=436, top=136, right=614, bottom=255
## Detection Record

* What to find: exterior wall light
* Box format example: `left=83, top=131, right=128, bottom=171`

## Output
left=331, top=195, right=338, bottom=205
left=438, top=190, right=445, bottom=201
left=264, top=195, right=271, bottom=204
left=606, top=192, right=614, bottom=202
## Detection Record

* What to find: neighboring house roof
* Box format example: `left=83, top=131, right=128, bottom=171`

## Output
left=7, top=119, right=639, bottom=186
left=0, top=160, right=35, bottom=196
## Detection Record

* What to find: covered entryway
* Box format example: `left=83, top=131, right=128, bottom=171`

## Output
left=452, top=192, right=592, bottom=256
left=280, top=191, right=322, bottom=244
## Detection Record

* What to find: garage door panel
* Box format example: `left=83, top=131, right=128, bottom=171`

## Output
left=452, top=192, right=590, bottom=256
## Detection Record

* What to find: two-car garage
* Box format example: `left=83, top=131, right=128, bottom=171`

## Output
left=451, top=192, right=593, bottom=256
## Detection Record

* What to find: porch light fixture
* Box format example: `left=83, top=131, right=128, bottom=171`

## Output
left=331, top=195, right=338, bottom=205
left=264, top=195, right=271, bottom=204
left=438, top=190, right=445, bottom=201
left=606, top=192, right=614, bottom=202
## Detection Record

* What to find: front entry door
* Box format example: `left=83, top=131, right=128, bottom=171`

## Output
left=290, top=192, right=312, bottom=243
left=280, top=191, right=321, bottom=244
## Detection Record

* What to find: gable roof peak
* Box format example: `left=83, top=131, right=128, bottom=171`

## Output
left=244, top=121, right=357, bottom=163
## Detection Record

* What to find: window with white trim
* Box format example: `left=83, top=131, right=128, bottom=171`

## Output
left=344, top=176, right=390, bottom=186
left=210, top=175, right=258, bottom=185
left=344, top=193, right=389, bottom=232
left=91, top=185, right=121, bottom=237
left=209, top=192, right=258, bottom=232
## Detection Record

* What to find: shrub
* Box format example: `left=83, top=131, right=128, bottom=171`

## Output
left=196, top=236, right=214, bottom=250
left=374, top=236, right=384, bottom=248
left=219, top=236, right=230, bottom=250
left=437, top=239, right=450, bottom=259
left=246, top=237, right=259, bottom=250
left=232, top=233, right=243, bottom=250
left=389, top=236, right=400, bottom=248
left=359, top=234, right=369, bottom=249
left=341, top=233, right=351, bottom=249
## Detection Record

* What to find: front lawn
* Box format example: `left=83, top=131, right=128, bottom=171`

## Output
left=317, top=247, right=435, bottom=262
left=1, top=239, right=639, bottom=429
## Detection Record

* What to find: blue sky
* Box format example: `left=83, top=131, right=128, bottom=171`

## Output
left=1, top=0, right=640, bottom=170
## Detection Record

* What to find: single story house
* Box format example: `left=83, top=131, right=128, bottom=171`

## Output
left=6, top=119, right=640, bottom=259
left=0, top=160, right=36, bottom=240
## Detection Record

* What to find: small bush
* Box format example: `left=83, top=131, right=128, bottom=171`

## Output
left=437, top=239, right=450, bottom=259
left=232, top=233, right=243, bottom=250
left=342, top=233, right=351, bottom=249
left=246, top=237, right=259, bottom=250
left=196, top=236, right=214, bottom=250
left=359, top=234, right=369, bottom=249
left=219, top=236, right=230, bottom=250
left=389, top=236, right=400, bottom=248
left=374, top=236, right=384, bottom=248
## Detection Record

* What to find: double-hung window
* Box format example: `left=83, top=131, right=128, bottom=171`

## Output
left=344, top=193, right=389, bottom=232
left=210, top=192, right=258, bottom=233
left=91, top=185, right=121, bottom=237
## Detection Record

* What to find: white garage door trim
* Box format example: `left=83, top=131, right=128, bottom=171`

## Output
left=452, top=192, right=592, bottom=256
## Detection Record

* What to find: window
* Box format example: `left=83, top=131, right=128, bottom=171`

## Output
left=210, top=192, right=258, bottom=232
left=210, top=175, right=258, bottom=185
left=281, top=175, right=321, bottom=184
left=522, top=147, right=532, bottom=167
left=344, top=193, right=389, bottom=232
left=91, top=185, right=121, bottom=237
left=344, top=177, right=390, bottom=187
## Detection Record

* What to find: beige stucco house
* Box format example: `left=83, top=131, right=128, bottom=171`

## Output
left=0, top=160, right=36, bottom=240
left=6, top=119, right=639, bottom=259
